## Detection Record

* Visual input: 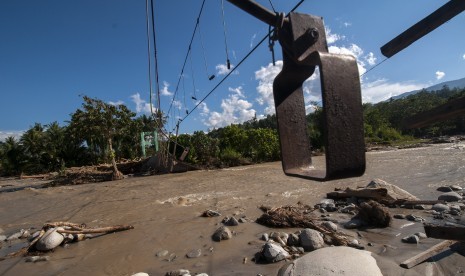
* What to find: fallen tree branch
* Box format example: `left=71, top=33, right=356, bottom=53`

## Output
left=57, top=225, right=134, bottom=234
left=400, top=240, right=457, bottom=269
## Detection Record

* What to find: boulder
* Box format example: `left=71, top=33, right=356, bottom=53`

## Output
left=367, top=179, right=419, bottom=201
left=432, top=203, right=450, bottom=212
left=35, top=227, right=64, bottom=251
left=261, top=242, right=290, bottom=263
left=438, top=192, right=462, bottom=202
left=212, top=226, right=232, bottom=242
left=277, top=246, right=383, bottom=276
left=299, top=229, right=324, bottom=252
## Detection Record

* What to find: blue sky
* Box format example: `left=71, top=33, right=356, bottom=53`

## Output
left=1, top=0, right=464, bottom=140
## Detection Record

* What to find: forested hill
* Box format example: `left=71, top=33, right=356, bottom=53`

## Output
left=391, top=77, right=465, bottom=100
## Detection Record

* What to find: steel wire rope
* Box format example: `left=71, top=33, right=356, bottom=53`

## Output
left=170, top=0, right=306, bottom=133
left=197, top=19, right=215, bottom=82
left=188, top=50, right=198, bottom=102
left=150, top=0, right=162, bottom=120
left=167, top=0, right=206, bottom=116
left=220, top=0, right=231, bottom=69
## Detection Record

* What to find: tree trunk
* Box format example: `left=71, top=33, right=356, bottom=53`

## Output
left=108, top=137, right=123, bottom=180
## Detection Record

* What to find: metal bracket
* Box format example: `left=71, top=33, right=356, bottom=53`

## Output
left=227, top=1, right=366, bottom=181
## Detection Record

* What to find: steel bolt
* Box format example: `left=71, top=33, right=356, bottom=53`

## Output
left=307, top=28, right=319, bottom=42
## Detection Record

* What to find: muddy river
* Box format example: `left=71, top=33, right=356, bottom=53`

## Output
left=0, top=142, right=464, bottom=275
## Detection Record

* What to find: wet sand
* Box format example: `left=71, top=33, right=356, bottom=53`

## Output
left=0, top=143, right=464, bottom=275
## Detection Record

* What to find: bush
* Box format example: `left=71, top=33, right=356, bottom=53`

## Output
left=220, top=147, right=245, bottom=167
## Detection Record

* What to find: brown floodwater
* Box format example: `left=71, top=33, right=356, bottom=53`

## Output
left=0, top=142, right=464, bottom=275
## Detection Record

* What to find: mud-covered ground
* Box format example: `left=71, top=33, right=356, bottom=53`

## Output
left=0, top=142, right=464, bottom=275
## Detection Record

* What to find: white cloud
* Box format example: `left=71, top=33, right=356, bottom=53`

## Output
left=361, top=79, right=425, bottom=103
left=463, top=54, right=465, bottom=60
left=198, top=102, right=209, bottom=116
left=161, top=81, right=174, bottom=96
left=0, top=131, right=24, bottom=142
left=172, top=100, right=182, bottom=110
left=325, top=27, right=344, bottom=45
left=255, top=61, right=282, bottom=115
left=250, top=33, right=257, bottom=48
left=108, top=100, right=124, bottom=106
left=365, top=52, right=377, bottom=66
left=216, top=63, right=238, bottom=76
left=130, top=93, right=155, bottom=114
left=343, top=22, right=352, bottom=27
left=435, top=71, right=445, bottom=80
left=203, top=86, right=255, bottom=128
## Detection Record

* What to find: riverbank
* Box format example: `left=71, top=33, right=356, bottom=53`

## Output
left=0, top=142, right=464, bottom=275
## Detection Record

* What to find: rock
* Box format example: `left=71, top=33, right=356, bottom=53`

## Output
left=437, top=186, right=453, bottom=192
left=212, top=226, right=232, bottom=242
left=277, top=246, right=383, bottom=276
left=415, top=232, right=427, bottom=239
left=321, top=221, right=338, bottom=232
left=340, top=204, right=357, bottom=214
left=450, top=209, right=461, bottom=216
left=35, top=228, right=65, bottom=251
left=186, top=249, right=201, bottom=258
left=393, top=214, right=406, bottom=219
left=28, top=231, right=41, bottom=242
left=6, top=231, right=23, bottom=241
left=156, top=250, right=169, bottom=257
left=195, top=274, right=208, bottom=276
left=222, top=217, right=239, bottom=226
left=405, top=214, right=424, bottom=222
left=299, top=229, right=324, bottom=252
left=0, top=235, right=6, bottom=241
left=450, top=185, right=463, bottom=191
left=432, top=203, right=450, bottom=212
left=366, top=178, right=419, bottom=201
left=402, top=235, right=419, bottom=244
left=414, top=205, right=426, bottom=210
left=438, top=192, right=462, bottom=202
left=261, top=242, right=290, bottom=263
left=238, top=218, right=247, bottom=223
left=261, top=233, right=269, bottom=241
left=25, top=256, right=50, bottom=262
left=450, top=205, right=462, bottom=212
left=287, top=233, right=299, bottom=246
left=344, top=218, right=364, bottom=229
left=201, top=210, right=221, bottom=217
left=320, top=199, right=335, bottom=206
left=131, top=273, right=149, bottom=276
left=165, top=269, right=190, bottom=276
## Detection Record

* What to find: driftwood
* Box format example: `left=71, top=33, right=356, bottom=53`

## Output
left=400, top=240, right=457, bottom=269
left=381, top=199, right=445, bottom=206
left=424, top=224, right=465, bottom=241
left=256, top=204, right=351, bottom=246
left=57, top=225, right=134, bottom=235
left=327, top=188, right=388, bottom=201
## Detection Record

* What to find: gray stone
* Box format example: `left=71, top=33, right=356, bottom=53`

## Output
left=131, top=273, right=149, bottom=276
left=415, top=232, right=427, bottom=239
left=287, top=233, right=299, bottom=246
left=341, top=204, right=357, bottom=214
left=212, top=226, right=232, bottom=242
left=366, top=178, right=419, bottom=201
left=261, top=233, right=269, bottom=241
left=432, top=203, right=450, bottom=212
left=320, top=199, right=335, bottom=206
left=156, top=250, right=169, bottom=257
left=438, top=192, right=462, bottom=202
left=261, top=242, right=290, bottom=263
left=25, top=256, right=50, bottom=262
left=450, top=205, right=462, bottom=212
left=450, top=185, right=463, bottom=191
left=186, top=248, right=201, bottom=258
left=0, top=235, right=6, bottom=241
left=277, top=246, right=383, bottom=276
left=393, top=214, right=406, bottom=219
left=222, top=216, right=239, bottom=226
left=35, top=228, right=64, bottom=251
left=165, top=269, right=190, bottom=276
left=402, top=235, right=419, bottom=244
left=299, top=229, right=324, bottom=252
left=437, top=186, right=453, bottom=192
left=238, top=217, right=247, bottom=223
left=321, top=221, right=338, bottom=232
left=450, top=209, right=461, bottom=216
left=6, top=231, right=23, bottom=241
left=344, top=218, right=364, bottom=229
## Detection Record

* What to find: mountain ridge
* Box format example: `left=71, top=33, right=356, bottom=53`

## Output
left=391, top=77, right=465, bottom=100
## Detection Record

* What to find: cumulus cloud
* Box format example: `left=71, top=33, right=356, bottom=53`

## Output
left=361, top=79, right=425, bottom=103
left=108, top=100, right=124, bottom=106
left=435, top=71, right=445, bottom=80
left=203, top=86, right=255, bottom=128
left=130, top=93, right=155, bottom=114
left=463, top=54, right=465, bottom=60
left=325, top=27, right=344, bottom=44
left=365, top=52, right=377, bottom=66
left=0, top=130, right=24, bottom=142
left=255, top=61, right=282, bottom=115
left=216, top=63, right=238, bottom=76
left=161, top=81, right=174, bottom=96
left=343, top=22, right=352, bottom=27
left=172, top=100, right=183, bottom=110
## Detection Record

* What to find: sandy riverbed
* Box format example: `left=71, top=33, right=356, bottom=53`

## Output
left=0, top=143, right=464, bottom=275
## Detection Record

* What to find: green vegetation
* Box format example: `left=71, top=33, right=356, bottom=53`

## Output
left=1, top=86, right=464, bottom=176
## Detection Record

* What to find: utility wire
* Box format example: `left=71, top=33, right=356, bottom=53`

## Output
left=171, top=0, right=306, bottom=133
left=145, top=0, right=155, bottom=116
left=360, top=57, right=389, bottom=78
left=167, top=0, right=206, bottom=115
left=220, top=0, right=231, bottom=69
left=150, top=0, right=161, bottom=114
